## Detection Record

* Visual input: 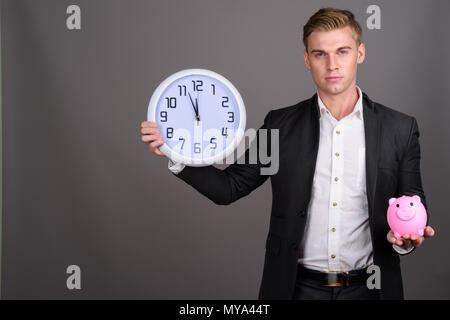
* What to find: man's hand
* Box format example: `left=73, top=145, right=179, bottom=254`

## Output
left=141, top=121, right=166, bottom=157
left=387, top=226, right=435, bottom=250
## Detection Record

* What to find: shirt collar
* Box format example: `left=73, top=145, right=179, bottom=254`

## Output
left=317, top=85, right=363, bottom=121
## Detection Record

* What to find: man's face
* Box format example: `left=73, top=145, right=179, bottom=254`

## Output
left=303, top=26, right=365, bottom=96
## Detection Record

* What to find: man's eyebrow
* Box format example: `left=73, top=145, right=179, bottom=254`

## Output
left=310, top=46, right=352, bottom=53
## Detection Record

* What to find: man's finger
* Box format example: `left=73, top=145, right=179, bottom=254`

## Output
left=389, top=237, right=397, bottom=244
left=402, top=239, right=413, bottom=249
left=387, top=230, right=396, bottom=244
left=141, top=121, right=158, bottom=128
left=388, top=235, right=397, bottom=244
left=141, top=134, right=161, bottom=143
left=411, top=237, right=424, bottom=247
left=141, top=127, right=160, bottom=135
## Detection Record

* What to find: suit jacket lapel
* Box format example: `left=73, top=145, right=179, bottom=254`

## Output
left=303, top=95, right=320, bottom=210
left=284, top=94, right=320, bottom=213
left=362, top=93, right=380, bottom=220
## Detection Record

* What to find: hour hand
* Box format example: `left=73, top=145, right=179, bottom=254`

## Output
left=188, top=92, right=200, bottom=120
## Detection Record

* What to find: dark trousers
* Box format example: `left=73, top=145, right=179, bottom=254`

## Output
left=292, top=268, right=381, bottom=300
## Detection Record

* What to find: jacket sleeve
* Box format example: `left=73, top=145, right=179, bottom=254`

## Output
left=395, top=117, right=428, bottom=256
left=172, top=111, right=273, bottom=205
left=397, top=117, right=429, bottom=217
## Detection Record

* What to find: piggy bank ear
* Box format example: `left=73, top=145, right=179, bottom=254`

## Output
left=413, top=195, right=421, bottom=203
left=389, top=198, right=397, bottom=206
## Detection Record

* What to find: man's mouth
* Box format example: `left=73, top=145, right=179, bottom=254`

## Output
left=325, top=76, right=343, bottom=82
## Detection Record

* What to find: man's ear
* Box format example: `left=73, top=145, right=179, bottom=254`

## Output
left=303, top=49, right=311, bottom=70
left=357, top=43, right=365, bottom=64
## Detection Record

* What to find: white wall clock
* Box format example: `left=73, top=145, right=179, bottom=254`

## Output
left=147, top=69, right=246, bottom=166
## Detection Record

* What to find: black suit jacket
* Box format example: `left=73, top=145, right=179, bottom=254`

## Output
left=173, top=92, right=428, bottom=300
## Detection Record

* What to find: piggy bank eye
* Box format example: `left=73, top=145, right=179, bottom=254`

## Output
left=410, top=202, right=413, bottom=206
left=396, top=204, right=399, bottom=208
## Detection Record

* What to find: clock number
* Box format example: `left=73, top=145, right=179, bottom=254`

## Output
left=160, top=111, right=167, bottom=122
left=194, top=142, right=201, bottom=154
left=222, top=127, right=228, bottom=137
left=227, top=111, right=234, bottom=122
left=179, top=137, right=185, bottom=149
left=192, top=80, right=203, bottom=92
left=211, top=84, right=216, bottom=95
left=165, top=97, right=176, bottom=108
left=210, top=137, right=217, bottom=149
left=222, top=96, right=229, bottom=108
left=167, top=127, right=173, bottom=139
left=178, top=85, right=187, bottom=96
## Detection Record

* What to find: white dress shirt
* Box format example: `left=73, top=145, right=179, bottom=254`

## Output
left=169, top=86, right=412, bottom=263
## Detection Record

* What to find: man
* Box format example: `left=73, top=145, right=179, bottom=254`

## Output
left=141, top=8, right=435, bottom=300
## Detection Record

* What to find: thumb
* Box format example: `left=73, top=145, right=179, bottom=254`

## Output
left=424, top=226, right=435, bottom=238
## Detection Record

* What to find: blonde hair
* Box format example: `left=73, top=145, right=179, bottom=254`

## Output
left=303, top=7, right=362, bottom=51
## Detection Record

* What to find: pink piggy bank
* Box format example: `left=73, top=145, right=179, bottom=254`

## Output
left=387, top=195, right=427, bottom=239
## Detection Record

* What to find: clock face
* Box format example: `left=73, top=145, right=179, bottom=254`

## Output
left=147, top=69, right=246, bottom=166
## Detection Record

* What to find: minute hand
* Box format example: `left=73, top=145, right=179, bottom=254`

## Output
left=195, top=90, right=200, bottom=121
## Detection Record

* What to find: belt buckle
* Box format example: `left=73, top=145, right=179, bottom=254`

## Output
left=342, top=270, right=350, bottom=287
left=321, top=270, right=350, bottom=287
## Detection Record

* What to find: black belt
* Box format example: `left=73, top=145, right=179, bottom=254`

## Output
left=297, top=265, right=370, bottom=287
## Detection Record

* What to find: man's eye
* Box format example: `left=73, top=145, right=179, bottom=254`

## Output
left=315, top=53, right=323, bottom=57
left=339, top=50, right=348, bottom=54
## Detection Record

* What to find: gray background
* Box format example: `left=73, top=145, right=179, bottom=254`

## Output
left=1, top=0, right=449, bottom=299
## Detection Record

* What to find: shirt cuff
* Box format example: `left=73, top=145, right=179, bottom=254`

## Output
left=392, top=244, right=414, bottom=255
left=168, top=159, right=185, bottom=174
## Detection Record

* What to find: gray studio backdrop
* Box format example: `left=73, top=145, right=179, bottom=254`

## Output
left=1, top=0, right=449, bottom=299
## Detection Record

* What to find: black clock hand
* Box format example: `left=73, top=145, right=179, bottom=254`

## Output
left=188, top=92, right=199, bottom=119
left=195, top=89, right=200, bottom=121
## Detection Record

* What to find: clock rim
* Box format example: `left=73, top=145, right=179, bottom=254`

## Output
left=147, top=68, right=247, bottom=167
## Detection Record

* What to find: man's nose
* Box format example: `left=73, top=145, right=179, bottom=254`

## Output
left=327, top=54, right=339, bottom=70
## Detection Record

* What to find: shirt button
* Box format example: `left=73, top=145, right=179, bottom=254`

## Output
left=336, top=130, right=340, bottom=135
left=331, top=228, right=336, bottom=232
left=334, top=177, right=339, bottom=182
left=335, top=152, right=340, bottom=157
left=331, top=254, right=336, bottom=259
left=332, top=202, right=337, bottom=207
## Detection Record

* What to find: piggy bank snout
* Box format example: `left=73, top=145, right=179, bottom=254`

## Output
left=396, top=207, right=416, bottom=221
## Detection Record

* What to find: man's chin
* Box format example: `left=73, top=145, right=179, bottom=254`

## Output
left=318, top=82, right=351, bottom=96
left=320, top=86, right=343, bottom=95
